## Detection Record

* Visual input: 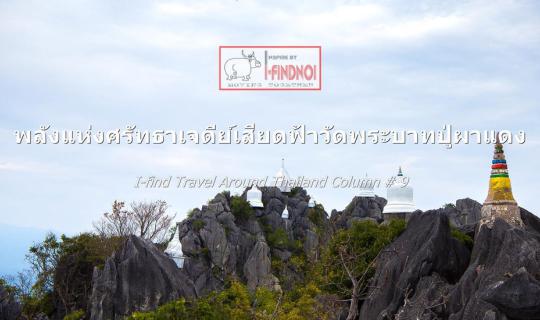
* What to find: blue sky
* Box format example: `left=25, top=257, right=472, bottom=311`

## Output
left=1, top=0, right=539, bottom=275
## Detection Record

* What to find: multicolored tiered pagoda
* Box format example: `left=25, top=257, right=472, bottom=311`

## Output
left=480, top=136, right=523, bottom=227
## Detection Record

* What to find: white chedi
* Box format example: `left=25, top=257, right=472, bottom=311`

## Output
left=165, top=226, right=185, bottom=268
left=358, top=173, right=376, bottom=198
left=383, top=167, right=415, bottom=214
left=282, top=206, right=289, bottom=219
left=308, top=198, right=316, bottom=208
left=247, top=185, right=264, bottom=208
left=275, top=158, right=291, bottom=193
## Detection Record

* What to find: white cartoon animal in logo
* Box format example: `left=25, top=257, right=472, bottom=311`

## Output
left=224, top=50, right=261, bottom=81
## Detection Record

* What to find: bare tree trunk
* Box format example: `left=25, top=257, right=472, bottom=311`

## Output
left=347, top=282, right=359, bottom=320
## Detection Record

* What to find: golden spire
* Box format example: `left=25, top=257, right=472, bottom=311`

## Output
left=484, top=136, right=516, bottom=203
left=480, top=135, right=522, bottom=227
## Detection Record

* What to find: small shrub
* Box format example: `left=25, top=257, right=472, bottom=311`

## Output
left=192, top=219, right=206, bottom=231
left=187, top=208, right=198, bottom=218
left=443, top=203, right=456, bottom=209
left=451, top=227, right=473, bottom=249
left=231, top=196, right=253, bottom=221
left=290, top=254, right=307, bottom=272
left=307, top=204, right=326, bottom=229
left=266, top=228, right=290, bottom=250
left=63, top=309, right=85, bottom=320
left=289, top=187, right=302, bottom=197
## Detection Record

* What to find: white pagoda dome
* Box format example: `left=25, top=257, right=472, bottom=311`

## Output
left=275, top=158, right=291, bottom=193
left=165, top=226, right=185, bottom=268
left=383, top=167, right=415, bottom=214
left=282, top=206, right=289, bottom=219
left=358, top=173, right=376, bottom=198
left=308, top=198, right=316, bottom=208
left=247, top=185, right=264, bottom=208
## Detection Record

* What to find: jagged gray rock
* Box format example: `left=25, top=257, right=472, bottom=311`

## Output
left=446, top=209, right=540, bottom=320
left=359, top=211, right=471, bottom=320
left=444, top=198, right=482, bottom=231
left=364, top=206, right=540, bottom=320
left=331, top=196, right=387, bottom=229
left=394, top=273, right=451, bottom=320
left=0, top=284, right=21, bottom=320
left=481, top=267, right=540, bottom=319
left=244, top=240, right=280, bottom=292
left=89, top=236, right=195, bottom=320
left=179, top=187, right=330, bottom=296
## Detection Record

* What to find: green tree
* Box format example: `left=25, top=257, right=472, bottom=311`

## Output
left=231, top=196, right=253, bottom=221
left=26, top=232, right=60, bottom=295
left=319, top=219, right=406, bottom=320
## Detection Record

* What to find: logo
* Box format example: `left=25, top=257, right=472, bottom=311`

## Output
left=219, top=46, right=322, bottom=90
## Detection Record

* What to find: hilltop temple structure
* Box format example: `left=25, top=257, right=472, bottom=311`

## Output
left=275, top=158, right=291, bottom=193
left=165, top=226, right=185, bottom=268
left=247, top=185, right=264, bottom=208
left=480, top=138, right=523, bottom=227
left=383, top=167, right=415, bottom=217
left=358, top=174, right=376, bottom=198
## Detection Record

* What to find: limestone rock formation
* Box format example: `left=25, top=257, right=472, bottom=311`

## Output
left=174, top=187, right=330, bottom=297
left=359, top=211, right=471, bottom=320
left=85, top=189, right=540, bottom=320
left=0, top=284, right=21, bottom=320
left=445, top=209, right=540, bottom=320
left=89, top=236, right=196, bottom=320
left=243, top=240, right=280, bottom=292
left=455, top=198, right=482, bottom=226
left=331, top=196, right=387, bottom=229
left=360, top=206, right=540, bottom=320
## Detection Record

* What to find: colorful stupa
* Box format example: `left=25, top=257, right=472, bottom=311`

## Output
left=480, top=137, right=523, bottom=227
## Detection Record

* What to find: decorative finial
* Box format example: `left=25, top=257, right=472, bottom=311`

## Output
left=281, top=158, right=285, bottom=169
left=398, top=166, right=403, bottom=176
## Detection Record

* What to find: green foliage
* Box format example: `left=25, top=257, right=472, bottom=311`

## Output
left=54, top=233, right=123, bottom=316
left=21, top=232, right=124, bottom=319
left=187, top=208, right=197, bottom=218
left=443, top=203, right=456, bottom=209
left=307, top=204, right=326, bottom=229
left=20, top=291, right=55, bottom=319
left=259, top=217, right=300, bottom=253
left=289, top=254, right=308, bottom=272
left=231, top=196, right=253, bottom=221
left=451, top=227, right=474, bottom=249
left=319, top=219, right=406, bottom=298
left=27, top=232, right=60, bottom=294
left=192, top=219, right=206, bottom=231
left=127, top=281, right=252, bottom=320
left=266, top=228, right=291, bottom=250
left=0, top=277, right=16, bottom=294
left=63, top=309, right=85, bottom=320
left=129, top=298, right=188, bottom=320
left=278, top=282, right=331, bottom=320
left=271, top=256, right=284, bottom=272
left=288, top=187, right=302, bottom=197
left=127, top=280, right=332, bottom=320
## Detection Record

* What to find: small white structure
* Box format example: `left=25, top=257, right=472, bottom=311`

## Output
left=358, top=173, right=376, bottom=198
left=275, top=158, right=291, bottom=193
left=281, top=206, right=289, bottom=219
left=247, top=185, right=264, bottom=208
left=383, top=167, right=415, bottom=214
left=308, top=198, right=316, bottom=208
left=165, top=226, right=185, bottom=268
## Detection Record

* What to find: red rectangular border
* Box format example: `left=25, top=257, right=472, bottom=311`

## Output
left=219, top=45, right=322, bottom=91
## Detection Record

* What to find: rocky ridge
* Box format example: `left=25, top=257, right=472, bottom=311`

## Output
left=78, top=191, right=540, bottom=320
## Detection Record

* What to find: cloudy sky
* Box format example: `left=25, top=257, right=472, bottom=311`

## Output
left=1, top=0, right=539, bottom=275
